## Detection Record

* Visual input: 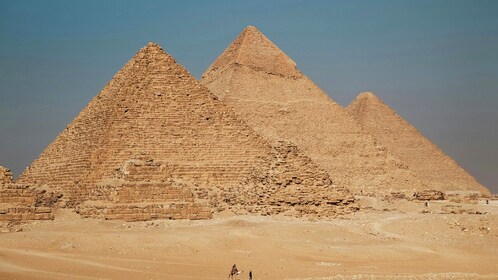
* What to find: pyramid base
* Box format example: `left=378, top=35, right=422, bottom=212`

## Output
left=76, top=201, right=212, bottom=222
left=0, top=184, right=60, bottom=229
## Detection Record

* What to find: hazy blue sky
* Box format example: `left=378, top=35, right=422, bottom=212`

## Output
left=1, top=0, right=497, bottom=193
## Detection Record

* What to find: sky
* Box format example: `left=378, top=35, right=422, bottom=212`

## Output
left=0, top=0, right=497, bottom=193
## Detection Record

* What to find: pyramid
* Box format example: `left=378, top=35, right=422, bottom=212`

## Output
left=201, top=26, right=426, bottom=195
left=347, top=92, right=491, bottom=196
left=18, top=43, right=353, bottom=220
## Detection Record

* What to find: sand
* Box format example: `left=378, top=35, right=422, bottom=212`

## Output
left=1, top=198, right=497, bottom=280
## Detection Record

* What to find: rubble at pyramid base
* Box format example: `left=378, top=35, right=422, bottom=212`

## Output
left=0, top=167, right=61, bottom=228
left=29, top=142, right=354, bottom=222
left=1, top=158, right=488, bottom=226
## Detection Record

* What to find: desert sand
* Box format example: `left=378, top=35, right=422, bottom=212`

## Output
left=1, top=198, right=496, bottom=280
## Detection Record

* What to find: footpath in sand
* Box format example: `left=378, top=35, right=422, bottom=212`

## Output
left=0, top=198, right=497, bottom=280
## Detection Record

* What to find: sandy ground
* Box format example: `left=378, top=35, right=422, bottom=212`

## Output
left=0, top=197, right=497, bottom=280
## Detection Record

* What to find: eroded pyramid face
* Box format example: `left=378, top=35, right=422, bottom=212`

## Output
left=347, top=92, right=490, bottom=196
left=201, top=26, right=427, bottom=195
left=18, top=42, right=354, bottom=220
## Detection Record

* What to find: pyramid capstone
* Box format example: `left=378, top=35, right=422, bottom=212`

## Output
left=204, top=26, right=302, bottom=78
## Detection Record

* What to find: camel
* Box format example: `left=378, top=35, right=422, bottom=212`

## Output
left=228, top=264, right=243, bottom=279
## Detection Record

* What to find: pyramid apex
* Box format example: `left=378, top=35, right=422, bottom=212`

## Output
left=358, top=92, right=379, bottom=99
left=347, top=92, right=385, bottom=116
left=354, top=92, right=384, bottom=105
left=203, top=26, right=301, bottom=78
left=132, top=42, right=178, bottom=66
left=243, top=25, right=259, bottom=32
left=140, top=42, right=164, bottom=52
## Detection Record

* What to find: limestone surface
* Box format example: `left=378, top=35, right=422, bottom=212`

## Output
left=211, top=141, right=355, bottom=217
left=0, top=166, right=13, bottom=184
left=17, top=43, right=353, bottom=221
left=0, top=166, right=59, bottom=226
left=346, top=92, right=491, bottom=196
left=201, top=26, right=426, bottom=195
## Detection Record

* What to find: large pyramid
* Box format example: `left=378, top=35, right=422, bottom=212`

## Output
left=201, top=26, right=426, bottom=194
left=347, top=92, right=491, bottom=196
left=18, top=43, right=353, bottom=220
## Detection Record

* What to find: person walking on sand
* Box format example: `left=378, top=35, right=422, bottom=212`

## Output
left=249, top=270, right=252, bottom=279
